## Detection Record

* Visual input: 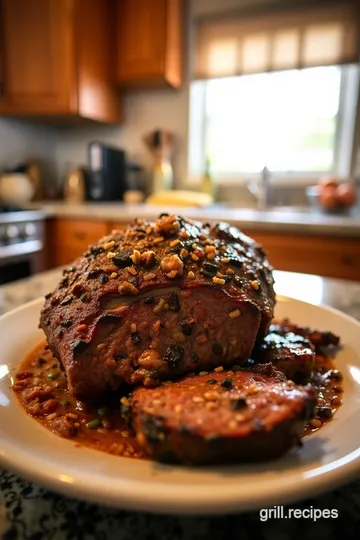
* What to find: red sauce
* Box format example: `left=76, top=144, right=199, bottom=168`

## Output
left=13, top=342, right=146, bottom=459
left=13, top=341, right=343, bottom=458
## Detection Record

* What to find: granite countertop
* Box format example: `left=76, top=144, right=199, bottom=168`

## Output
left=1, top=269, right=360, bottom=539
left=26, top=201, right=360, bottom=237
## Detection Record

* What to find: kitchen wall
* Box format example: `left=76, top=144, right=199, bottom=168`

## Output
left=0, top=118, right=58, bottom=191
left=2, top=0, right=358, bottom=206
left=53, top=0, right=294, bottom=204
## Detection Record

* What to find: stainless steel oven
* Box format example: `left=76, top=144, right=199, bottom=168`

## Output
left=0, top=206, right=46, bottom=285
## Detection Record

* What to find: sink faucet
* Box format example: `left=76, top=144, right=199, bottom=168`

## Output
left=257, top=166, right=271, bottom=210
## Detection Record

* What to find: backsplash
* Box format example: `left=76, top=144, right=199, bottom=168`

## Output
left=0, top=118, right=58, bottom=191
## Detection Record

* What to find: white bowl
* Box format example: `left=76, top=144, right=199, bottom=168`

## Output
left=1, top=296, right=360, bottom=514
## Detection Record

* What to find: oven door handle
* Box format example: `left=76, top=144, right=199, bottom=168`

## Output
left=0, top=240, right=43, bottom=260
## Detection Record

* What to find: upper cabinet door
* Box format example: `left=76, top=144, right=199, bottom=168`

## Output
left=0, top=0, right=75, bottom=114
left=116, top=0, right=183, bottom=88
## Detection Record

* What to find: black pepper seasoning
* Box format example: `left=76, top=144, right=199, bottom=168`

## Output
left=180, top=320, right=192, bottom=335
left=131, top=332, right=141, bottom=345
left=163, top=345, right=184, bottom=367
left=168, top=292, right=180, bottom=312
left=60, top=320, right=72, bottom=328
left=221, top=378, right=233, bottom=390
left=212, top=343, right=223, bottom=355
left=99, top=274, right=109, bottom=284
left=87, top=268, right=102, bottom=279
left=229, top=397, right=247, bottom=410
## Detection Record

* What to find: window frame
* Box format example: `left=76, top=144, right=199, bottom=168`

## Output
left=188, top=65, right=359, bottom=187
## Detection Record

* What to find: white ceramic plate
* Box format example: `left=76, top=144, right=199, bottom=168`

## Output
left=1, top=296, right=360, bottom=515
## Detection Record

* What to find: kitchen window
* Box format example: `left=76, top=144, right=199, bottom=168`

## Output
left=190, top=1, right=360, bottom=182
left=190, top=64, right=359, bottom=179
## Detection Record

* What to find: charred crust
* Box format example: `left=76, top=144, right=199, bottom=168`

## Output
left=71, top=340, right=88, bottom=353
left=141, top=413, right=167, bottom=442
left=60, top=296, right=73, bottom=306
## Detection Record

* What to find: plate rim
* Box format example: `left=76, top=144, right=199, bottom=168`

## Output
left=1, top=295, right=360, bottom=515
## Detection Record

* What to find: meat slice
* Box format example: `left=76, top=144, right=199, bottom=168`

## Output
left=253, top=332, right=315, bottom=383
left=40, top=215, right=275, bottom=399
left=129, top=364, right=317, bottom=464
left=270, top=319, right=340, bottom=353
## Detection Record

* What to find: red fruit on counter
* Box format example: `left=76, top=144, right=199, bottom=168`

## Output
left=319, top=176, right=339, bottom=189
left=318, top=185, right=338, bottom=209
left=336, top=183, right=357, bottom=207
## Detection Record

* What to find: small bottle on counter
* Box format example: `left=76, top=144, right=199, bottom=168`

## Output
left=202, top=156, right=217, bottom=200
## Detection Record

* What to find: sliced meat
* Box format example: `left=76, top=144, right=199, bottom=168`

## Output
left=129, top=364, right=317, bottom=464
left=270, top=319, right=340, bottom=353
left=253, top=332, right=315, bottom=383
left=40, top=215, right=275, bottom=400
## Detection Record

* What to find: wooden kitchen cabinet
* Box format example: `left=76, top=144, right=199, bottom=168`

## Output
left=244, top=230, right=360, bottom=282
left=0, top=0, right=122, bottom=123
left=48, top=219, right=109, bottom=267
left=116, top=0, right=183, bottom=88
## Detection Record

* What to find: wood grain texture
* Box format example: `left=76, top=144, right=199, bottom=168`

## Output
left=75, top=0, right=123, bottom=123
left=243, top=230, right=360, bottom=282
left=116, top=0, right=183, bottom=88
left=0, top=0, right=122, bottom=122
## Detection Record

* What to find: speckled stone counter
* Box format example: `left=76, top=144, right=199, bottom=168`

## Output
left=26, top=201, right=360, bottom=237
left=1, top=269, right=360, bottom=539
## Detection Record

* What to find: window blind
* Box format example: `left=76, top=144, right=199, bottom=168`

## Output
left=194, top=1, right=360, bottom=79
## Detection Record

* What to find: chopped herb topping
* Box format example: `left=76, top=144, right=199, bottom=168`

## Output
left=99, top=274, right=109, bottom=284
left=80, top=293, right=88, bottom=303
left=44, top=292, right=51, bottom=300
left=208, top=379, right=218, bottom=385
left=201, top=262, right=217, bottom=277
left=60, top=320, right=72, bottom=328
left=144, top=296, right=154, bottom=305
left=168, top=292, right=180, bottom=312
left=112, top=251, right=132, bottom=268
left=190, top=351, right=199, bottom=363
